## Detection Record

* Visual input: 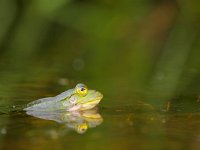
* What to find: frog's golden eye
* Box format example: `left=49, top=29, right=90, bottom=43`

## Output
left=75, top=83, right=88, bottom=97
left=76, top=123, right=88, bottom=134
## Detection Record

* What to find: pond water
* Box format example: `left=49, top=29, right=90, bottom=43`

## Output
left=0, top=81, right=200, bottom=150
left=0, top=0, right=200, bottom=150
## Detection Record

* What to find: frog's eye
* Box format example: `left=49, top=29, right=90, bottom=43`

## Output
left=75, top=83, right=88, bottom=97
left=76, top=123, right=88, bottom=134
left=69, top=96, right=77, bottom=104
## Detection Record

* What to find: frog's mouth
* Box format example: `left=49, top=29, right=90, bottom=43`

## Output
left=68, top=91, right=103, bottom=111
left=68, top=99, right=101, bottom=111
left=79, top=99, right=101, bottom=110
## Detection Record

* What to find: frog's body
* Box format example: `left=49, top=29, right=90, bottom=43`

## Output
left=24, top=84, right=103, bottom=112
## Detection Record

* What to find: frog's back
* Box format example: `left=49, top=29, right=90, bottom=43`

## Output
left=24, top=89, right=74, bottom=111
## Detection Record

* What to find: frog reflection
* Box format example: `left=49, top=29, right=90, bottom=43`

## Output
left=26, top=107, right=103, bottom=134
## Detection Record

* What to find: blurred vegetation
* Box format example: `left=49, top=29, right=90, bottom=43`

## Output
left=0, top=0, right=199, bottom=105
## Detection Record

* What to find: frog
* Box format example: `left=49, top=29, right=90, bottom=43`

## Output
left=24, top=83, right=103, bottom=112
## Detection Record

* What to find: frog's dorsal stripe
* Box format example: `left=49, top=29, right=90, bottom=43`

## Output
left=27, top=97, right=54, bottom=106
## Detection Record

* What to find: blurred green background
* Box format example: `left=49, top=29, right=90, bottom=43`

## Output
left=0, top=0, right=200, bottom=105
left=0, top=0, right=200, bottom=149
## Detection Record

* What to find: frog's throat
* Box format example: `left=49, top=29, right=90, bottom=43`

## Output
left=68, top=105, right=81, bottom=111
left=68, top=99, right=100, bottom=111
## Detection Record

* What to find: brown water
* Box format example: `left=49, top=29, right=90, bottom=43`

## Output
left=1, top=86, right=200, bottom=150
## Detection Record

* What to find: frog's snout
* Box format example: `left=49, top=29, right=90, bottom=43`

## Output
left=95, top=91, right=103, bottom=100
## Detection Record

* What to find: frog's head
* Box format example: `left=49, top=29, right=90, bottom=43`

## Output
left=63, top=83, right=103, bottom=111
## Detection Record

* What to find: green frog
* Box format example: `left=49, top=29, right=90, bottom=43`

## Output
left=24, top=83, right=103, bottom=111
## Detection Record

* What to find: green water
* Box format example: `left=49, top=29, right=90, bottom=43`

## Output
left=1, top=0, right=200, bottom=150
